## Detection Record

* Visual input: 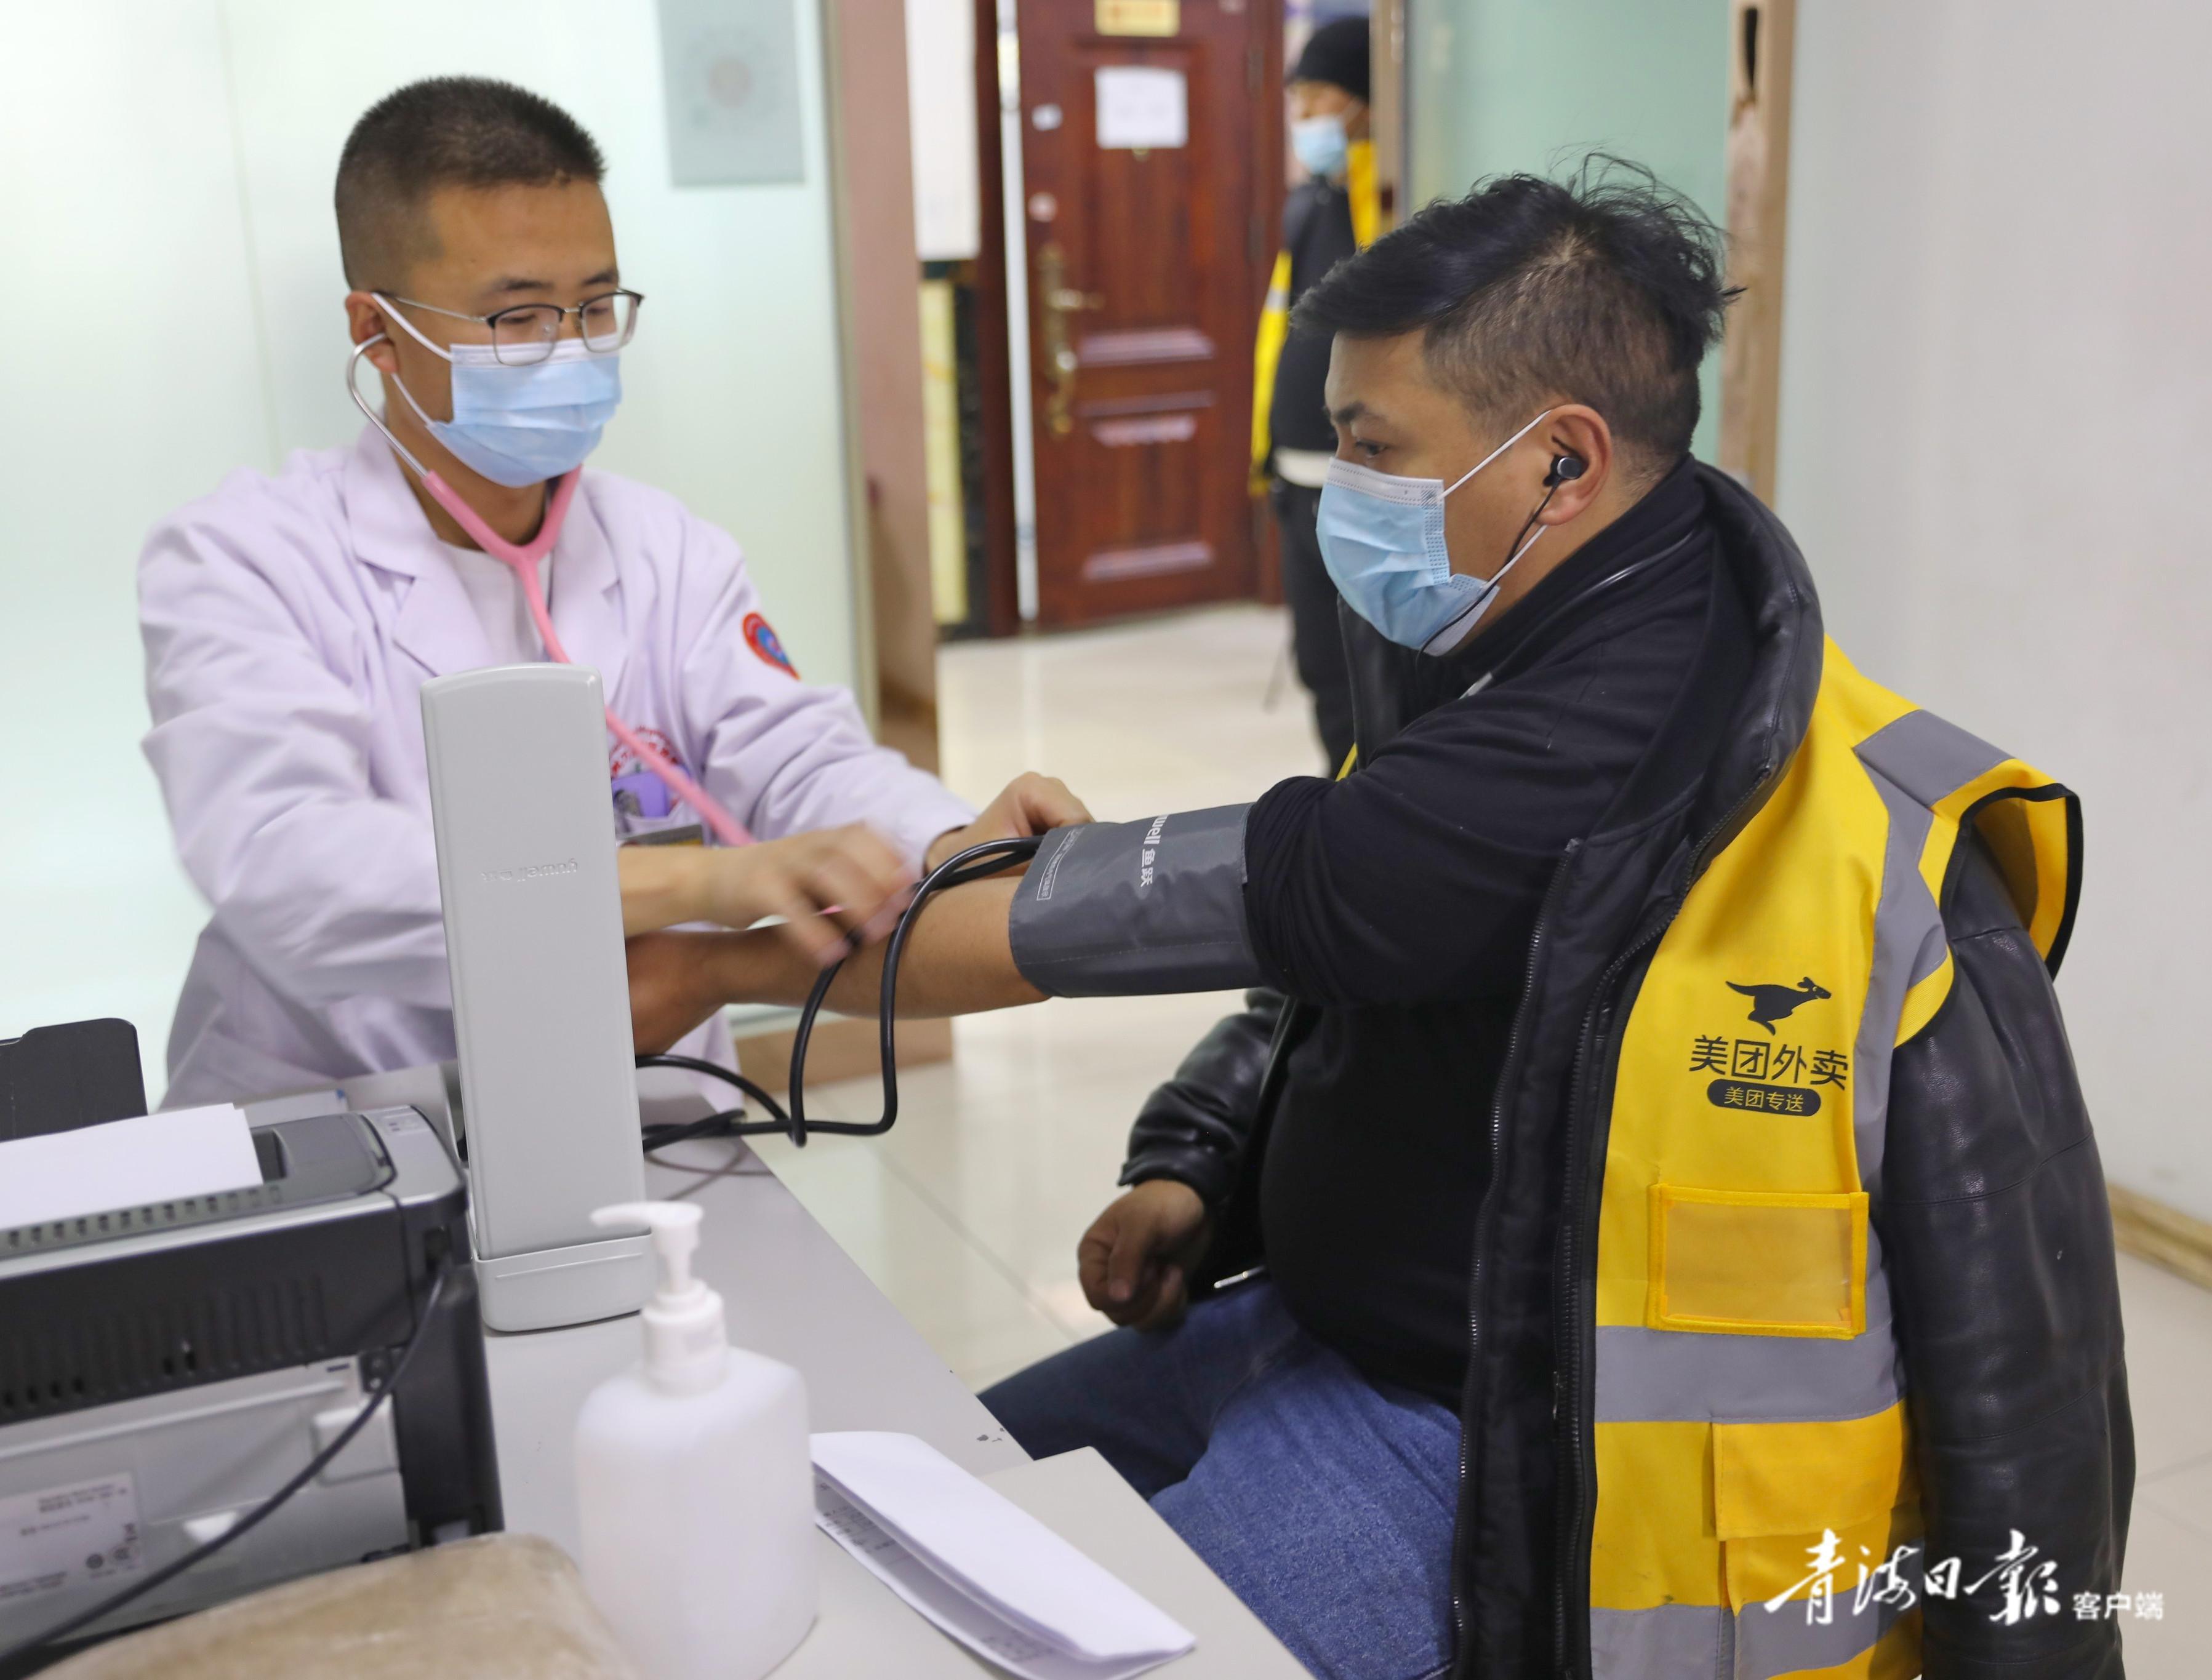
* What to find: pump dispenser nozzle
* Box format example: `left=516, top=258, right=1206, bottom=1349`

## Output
left=593, top=1201, right=727, bottom=1393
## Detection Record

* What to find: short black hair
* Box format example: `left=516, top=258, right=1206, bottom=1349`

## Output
left=335, top=76, right=605, bottom=288
left=1294, top=158, right=1734, bottom=471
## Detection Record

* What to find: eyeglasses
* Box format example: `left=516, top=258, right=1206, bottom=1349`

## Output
left=379, top=290, right=644, bottom=365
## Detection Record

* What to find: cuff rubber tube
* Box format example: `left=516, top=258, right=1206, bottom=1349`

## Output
left=1009, top=806, right=1262, bottom=997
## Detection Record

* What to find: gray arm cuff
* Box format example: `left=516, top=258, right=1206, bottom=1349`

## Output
left=1008, top=806, right=1262, bottom=997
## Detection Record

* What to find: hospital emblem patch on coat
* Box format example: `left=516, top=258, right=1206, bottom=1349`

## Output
left=743, top=612, right=798, bottom=678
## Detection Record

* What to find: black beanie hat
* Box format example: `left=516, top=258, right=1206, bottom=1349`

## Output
left=1289, top=17, right=1370, bottom=103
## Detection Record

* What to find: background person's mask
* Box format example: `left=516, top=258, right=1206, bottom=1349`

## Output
left=380, top=304, right=622, bottom=488
left=1291, top=113, right=1350, bottom=179
left=1315, top=409, right=1552, bottom=655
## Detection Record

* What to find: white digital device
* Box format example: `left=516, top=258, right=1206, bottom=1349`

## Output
left=420, top=663, right=652, bottom=1333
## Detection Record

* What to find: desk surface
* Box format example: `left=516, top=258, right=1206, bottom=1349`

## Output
left=328, top=1065, right=1300, bottom=1675
left=786, top=1448, right=1308, bottom=1679
left=334, top=1063, right=1026, bottom=1559
left=483, top=1131, right=1029, bottom=1559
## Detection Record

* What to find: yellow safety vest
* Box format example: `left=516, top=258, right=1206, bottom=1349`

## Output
left=1251, top=139, right=1380, bottom=493
left=1586, top=639, right=2078, bottom=1679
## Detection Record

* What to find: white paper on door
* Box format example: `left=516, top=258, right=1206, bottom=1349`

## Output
left=1094, top=66, right=1187, bottom=150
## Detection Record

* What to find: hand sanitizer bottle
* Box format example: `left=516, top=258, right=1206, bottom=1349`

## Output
left=575, top=1201, right=817, bottom=1678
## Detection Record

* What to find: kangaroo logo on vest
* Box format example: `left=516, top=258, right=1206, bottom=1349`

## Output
left=1689, top=977, right=1847, bottom=1116
left=1728, top=975, right=1831, bottom=1032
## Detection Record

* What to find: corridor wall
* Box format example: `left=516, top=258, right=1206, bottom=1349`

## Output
left=1776, top=0, right=2212, bottom=1220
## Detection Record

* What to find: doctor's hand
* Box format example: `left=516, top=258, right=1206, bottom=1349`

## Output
left=619, top=825, right=914, bottom=966
left=1078, top=1179, right=1212, bottom=1332
left=926, top=773, right=1092, bottom=873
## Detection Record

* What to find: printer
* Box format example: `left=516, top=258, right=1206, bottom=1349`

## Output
left=1, top=665, right=676, bottom=1662
left=0, top=1018, right=500, bottom=1658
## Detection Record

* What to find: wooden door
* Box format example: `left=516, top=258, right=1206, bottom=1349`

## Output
left=1717, top=0, right=1797, bottom=504
left=1016, top=0, right=1278, bottom=626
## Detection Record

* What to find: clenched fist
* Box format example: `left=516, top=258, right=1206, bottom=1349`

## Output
left=1078, top=1179, right=1212, bottom=1331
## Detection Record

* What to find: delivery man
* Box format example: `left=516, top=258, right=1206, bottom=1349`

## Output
left=675, top=164, right=2133, bottom=1679
left=139, top=76, right=1080, bottom=1106
left=1251, top=16, right=1380, bottom=770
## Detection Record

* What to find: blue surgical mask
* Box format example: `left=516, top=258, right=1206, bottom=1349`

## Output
left=1316, top=409, right=1553, bottom=655
left=380, top=305, right=622, bottom=488
left=1291, top=113, right=1350, bottom=179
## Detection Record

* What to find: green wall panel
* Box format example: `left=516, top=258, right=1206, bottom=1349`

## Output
left=1404, top=0, right=1731, bottom=459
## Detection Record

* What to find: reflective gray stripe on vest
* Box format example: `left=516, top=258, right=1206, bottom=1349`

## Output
left=1593, top=1590, right=1901, bottom=1680
left=1591, top=1604, right=1725, bottom=1680
left=1850, top=765, right=1944, bottom=1191
left=1008, top=806, right=1261, bottom=997
left=1735, top=1591, right=1904, bottom=1680
left=1592, top=1591, right=1902, bottom=1680
left=1594, top=1263, right=1902, bottom=1422
left=1856, top=708, right=2008, bottom=809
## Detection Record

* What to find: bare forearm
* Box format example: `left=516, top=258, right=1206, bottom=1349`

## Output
left=703, top=878, right=1042, bottom=1017
left=628, top=930, right=730, bottom=1054
left=619, top=846, right=711, bottom=935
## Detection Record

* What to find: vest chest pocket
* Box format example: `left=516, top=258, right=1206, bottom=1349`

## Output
left=1648, top=1185, right=1869, bottom=1339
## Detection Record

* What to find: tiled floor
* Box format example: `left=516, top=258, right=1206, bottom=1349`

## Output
left=756, top=602, right=2212, bottom=1673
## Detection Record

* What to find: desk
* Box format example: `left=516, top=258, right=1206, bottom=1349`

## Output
left=327, top=1066, right=1304, bottom=1676
left=332, top=1064, right=1025, bottom=1558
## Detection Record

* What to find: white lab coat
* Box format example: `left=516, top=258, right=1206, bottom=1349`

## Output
left=140, top=426, right=972, bottom=1108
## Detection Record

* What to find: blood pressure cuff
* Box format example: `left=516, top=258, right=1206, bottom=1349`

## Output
left=1008, top=806, right=1262, bottom=997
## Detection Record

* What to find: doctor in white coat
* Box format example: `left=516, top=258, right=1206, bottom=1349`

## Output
left=139, top=76, right=1080, bottom=1107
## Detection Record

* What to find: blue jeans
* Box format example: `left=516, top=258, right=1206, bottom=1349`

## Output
left=979, top=1282, right=1459, bottom=1680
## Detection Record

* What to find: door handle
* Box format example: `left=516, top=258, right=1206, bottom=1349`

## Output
left=1036, top=242, right=1102, bottom=438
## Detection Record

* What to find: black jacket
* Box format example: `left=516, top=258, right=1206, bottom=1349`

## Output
left=1120, top=466, right=2131, bottom=1679
left=1268, top=178, right=1361, bottom=456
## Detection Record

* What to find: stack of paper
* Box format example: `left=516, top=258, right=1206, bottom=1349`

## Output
left=0, top=1103, right=263, bottom=1230
left=812, top=1432, right=1196, bottom=1679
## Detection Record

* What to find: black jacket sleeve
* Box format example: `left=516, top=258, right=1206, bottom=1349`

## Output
left=1118, top=990, right=1287, bottom=1209
left=1883, top=837, right=2131, bottom=1680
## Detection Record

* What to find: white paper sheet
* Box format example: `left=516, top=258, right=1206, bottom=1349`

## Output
left=812, top=1432, right=1194, bottom=1679
left=0, top=1105, right=263, bottom=1229
left=1094, top=66, right=1187, bottom=150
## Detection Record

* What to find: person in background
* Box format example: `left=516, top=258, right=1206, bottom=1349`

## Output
left=139, top=77, right=1081, bottom=1108
left=1251, top=15, right=1379, bottom=772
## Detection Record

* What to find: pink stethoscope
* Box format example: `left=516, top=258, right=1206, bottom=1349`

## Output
left=348, top=334, right=754, bottom=846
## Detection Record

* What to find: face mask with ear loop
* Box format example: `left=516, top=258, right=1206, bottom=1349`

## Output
left=375, top=294, right=622, bottom=488
left=1316, top=408, right=1560, bottom=655
left=347, top=334, right=755, bottom=846
left=1291, top=112, right=1351, bottom=178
